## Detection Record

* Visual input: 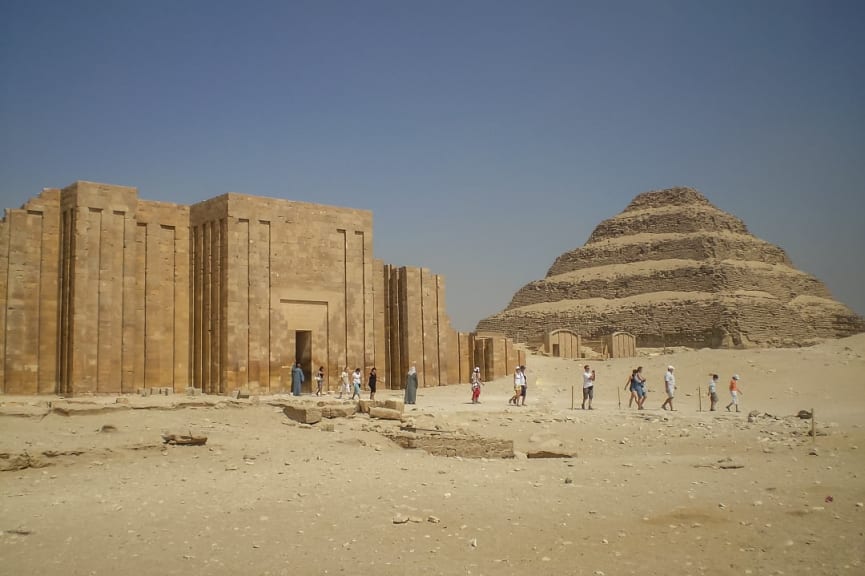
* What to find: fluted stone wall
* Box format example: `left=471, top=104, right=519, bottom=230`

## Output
left=478, top=187, right=864, bottom=348
left=1, top=181, right=515, bottom=395
left=0, top=188, right=61, bottom=394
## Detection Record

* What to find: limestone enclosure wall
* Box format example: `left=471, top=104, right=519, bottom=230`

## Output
left=377, top=264, right=454, bottom=390
left=190, top=193, right=374, bottom=394
left=55, top=183, right=192, bottom=394
left=1, top=181, right=514, bottom=396
left=0, top=188, right=60, bottom=394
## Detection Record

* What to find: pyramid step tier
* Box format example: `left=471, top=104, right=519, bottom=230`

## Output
left=511, top=259, right=830, bottom=310
left=548, top=231, right=791, bottom=276
left=478, top=291, right=865, bottom=349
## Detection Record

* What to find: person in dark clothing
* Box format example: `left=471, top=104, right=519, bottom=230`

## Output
left=368, top=367, right=377, bottom=401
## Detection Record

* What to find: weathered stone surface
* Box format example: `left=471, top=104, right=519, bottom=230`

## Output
left=0, top=452, right=49, bottom=471
left=0, top=181, right=466, bottom=396
left=51, top=401, right=130, bottom=416
left=477, top=187, right=865, bottom=348
left=0, top=402, right=50, bottom=418
left=383, top=399, right=404, bottom=412
left=282, top=405, right=322, bottom=425
left=321, top=404, right=357, bottom=418
left=526, top=450, right=574, bottom=459
left=369, top=407, right=403, bottom=421
left=385, top=431, right=513, bottom=458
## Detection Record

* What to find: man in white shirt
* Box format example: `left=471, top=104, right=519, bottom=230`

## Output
left=581, top=364, right=595, bottom=410
left=661, top=365, right=676, bottom=411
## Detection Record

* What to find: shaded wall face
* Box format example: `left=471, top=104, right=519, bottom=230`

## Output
left=190, top=195, right=374, bottom=394
left=377, top=265, right=452, bottom=389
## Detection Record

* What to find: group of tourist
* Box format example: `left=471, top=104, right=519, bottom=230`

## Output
left=509, top=365, right=528, bottom=406
left=290, top=365, right=382, bottom=401
left=336, top=367, right=378, bottom=401
left=623, top=365, right=743, bottom=412
left=292, top=361, right=744, bottom=413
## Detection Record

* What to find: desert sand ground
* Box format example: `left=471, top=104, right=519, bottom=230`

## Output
left=1, top=335, right=864, bottom=576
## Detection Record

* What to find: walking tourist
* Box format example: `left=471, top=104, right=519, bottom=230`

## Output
left=708, top=373, right=719, bottom=411
left=518, top=365, right=528, bottom=405
left=634, top=366, right=647, bottom=409
left=368, top=367, right=377, bottom=401
left=661, top=365, right=675, bottom=411
left=726, top=374, right=742, bottom=412
left=339, top=367, right=350, bottom=399
left=509, top=366, right=522, bottom=405
left=470, top=366, right=483, bottom=404
left=582, top=364, right=595, bottom=409
left=625, top=368, right=639, bottom=408
left=351, top=368, right=362, bottom=400
left=315, top=366, right=324, bottom=396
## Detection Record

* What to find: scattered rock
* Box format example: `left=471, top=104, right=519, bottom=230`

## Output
left=369, top=407, right=403, bottom=421
left=283, top=405, right=322, bottom=425
left=527, top=450, right=574, bottom=459
left=322, top=404, right=357, bottom=419
left=0, top=452, right=49, bottom=472
left=384, top=399, right=405, bottom=412
left=161, top=433, right=207, bottom=446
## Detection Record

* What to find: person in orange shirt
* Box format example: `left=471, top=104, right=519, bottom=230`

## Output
left=726, top=374, right=742, bottom=412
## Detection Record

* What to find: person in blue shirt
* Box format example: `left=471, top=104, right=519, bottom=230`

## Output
left=291, top=362, right=304, bottom=396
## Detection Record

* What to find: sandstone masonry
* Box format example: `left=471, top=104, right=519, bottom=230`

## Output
left=0, top=182, right=521, bottom=395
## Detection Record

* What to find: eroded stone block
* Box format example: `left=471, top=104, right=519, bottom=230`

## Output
left=283, top=405, right=322, bottom=425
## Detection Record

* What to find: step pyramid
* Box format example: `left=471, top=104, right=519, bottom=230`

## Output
left=477, top=187, right=864, bottom=348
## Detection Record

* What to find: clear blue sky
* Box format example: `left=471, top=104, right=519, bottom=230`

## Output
left=2, top=0, right=863, bottom=331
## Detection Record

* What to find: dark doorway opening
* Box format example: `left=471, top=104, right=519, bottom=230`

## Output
left=552, top=343, right=560, bottom=357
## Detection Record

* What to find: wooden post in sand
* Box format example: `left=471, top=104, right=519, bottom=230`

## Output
left=811, top=408, right=816, bottom=444
left=571, top=384, right=575, bottom=410
left=617, top=386, right=621, bottom=409
left=698, top=387, right=702, bottom=412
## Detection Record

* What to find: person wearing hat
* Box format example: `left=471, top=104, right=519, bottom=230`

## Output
left=661, top=365, right=676, bottom=411
left=509, top=366, right=523, bottom=406
left=470, top=366, right=483, bottom=404
left=726, top=374, right=742, bottom=412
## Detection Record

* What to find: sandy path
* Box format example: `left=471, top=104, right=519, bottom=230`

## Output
left=1, top=335, right=864, bottom=575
